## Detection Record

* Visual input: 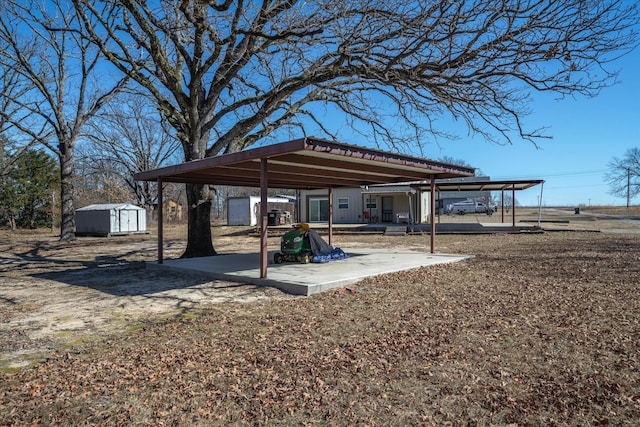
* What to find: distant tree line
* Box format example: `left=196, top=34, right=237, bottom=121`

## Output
left=0, top=149, right=59, bottom=229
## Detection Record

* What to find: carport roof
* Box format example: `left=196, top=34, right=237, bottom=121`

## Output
left=133, top=137, right=475, bottom=189
left=412, top=179, right=545, bottom=192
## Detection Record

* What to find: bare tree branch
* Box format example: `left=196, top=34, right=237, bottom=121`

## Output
left=70, top=0, right=639, bottom=256
left=82, top=93, right=182, bottom=208
left=605, top=148, right=640, bottom=203
left=0, top=0, right=129, bottom=239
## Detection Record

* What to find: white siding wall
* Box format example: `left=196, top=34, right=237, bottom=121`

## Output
left=300, top=188, right=365, bottom=223
left=332, top=188, right=364, bottom=223
left=299, top=187, right=433, bottom=224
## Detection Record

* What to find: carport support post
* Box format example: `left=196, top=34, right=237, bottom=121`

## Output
left=537, top=181, right=544, bottom=227
left=512, top=185, right=516, bottom=228
left=328, top=187, right=333, bottom=246
left=157, top=177, right=163, bottom=264
left=430, top=175, right=435, bottom=254
left=260, top=159, right=268, bottom=278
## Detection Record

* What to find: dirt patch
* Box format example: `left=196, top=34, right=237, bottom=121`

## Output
left=0, top=228, right=293, bottom=369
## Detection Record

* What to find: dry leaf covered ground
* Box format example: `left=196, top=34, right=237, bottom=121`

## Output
left=1, top=208, right=639, bottom=425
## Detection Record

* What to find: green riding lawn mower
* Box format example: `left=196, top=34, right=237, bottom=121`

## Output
left=273, top=223, right=347, bottom=264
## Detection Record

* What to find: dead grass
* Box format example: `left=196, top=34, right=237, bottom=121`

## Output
left=1, top=217, right=640, bottom=425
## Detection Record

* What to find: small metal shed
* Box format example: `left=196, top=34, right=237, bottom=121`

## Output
left=227, top=196, right=294, bottom=226
left=75, top=203, right=147, bottom=236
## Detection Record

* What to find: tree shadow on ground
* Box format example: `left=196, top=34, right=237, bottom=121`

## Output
left=30, top=260, right=267, bottom=298
left=2, top=239, right=273, bottom=300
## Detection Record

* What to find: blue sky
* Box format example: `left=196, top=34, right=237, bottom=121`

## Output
left=431, top=48, right=640, bottom=207
left=298, top=45, right=639, bottom=207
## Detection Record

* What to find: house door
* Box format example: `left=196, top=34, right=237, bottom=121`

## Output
left=382, top=196, right=393, bottom=222
left=309, top=198, right=329, bottom=222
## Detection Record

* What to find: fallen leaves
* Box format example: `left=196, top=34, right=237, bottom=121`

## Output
left=1, top=232, right=640, bottom=425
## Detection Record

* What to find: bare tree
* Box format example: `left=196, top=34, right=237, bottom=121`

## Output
left=605, top=148, right=640, bottom=206
left=0, top=44, right=36, bottom=176
left=437, top=156, right=476, bottom=171
left=72, top=167, right=134, bottom=207
left=82, top=93, right=182, bottom=210
left=72, top=0, right=639, bottom=257
left=0, top=0, right=128, bottom=240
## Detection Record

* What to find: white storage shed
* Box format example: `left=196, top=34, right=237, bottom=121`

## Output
left=227, top=196, right=294, bottom=226
left=75, top=203, right=147, bottom=236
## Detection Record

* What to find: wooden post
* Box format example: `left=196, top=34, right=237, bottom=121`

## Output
left=260, top=159, right=268, bottom=278
left=157, top=177, right=163, bottom=264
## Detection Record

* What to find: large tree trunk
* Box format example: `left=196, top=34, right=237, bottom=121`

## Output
left=59, top=142, right=76, bottom=241
left=181, top=182, right=217, bottom=258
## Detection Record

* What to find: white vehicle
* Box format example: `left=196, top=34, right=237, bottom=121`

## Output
left=448, top=200, right=494, bottom=215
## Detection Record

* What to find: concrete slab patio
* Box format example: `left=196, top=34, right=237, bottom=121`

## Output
left=147, top=249, right=472, bottom=296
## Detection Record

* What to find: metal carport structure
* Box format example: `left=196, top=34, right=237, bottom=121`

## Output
left=411, top=179, right=546, bottom=226
left=134, top=137, right=475, bottom=278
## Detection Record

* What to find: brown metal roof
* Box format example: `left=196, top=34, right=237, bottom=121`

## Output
left=134, top=137, right=475, bottom=189
left=410, top=179, right=544, bottom=192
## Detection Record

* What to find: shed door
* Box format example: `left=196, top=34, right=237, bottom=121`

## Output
left=128, top=210, right=139, bottom=231
left=119, top=209, right=138, bottom=232
left=124, top=210, right=134, bottom=232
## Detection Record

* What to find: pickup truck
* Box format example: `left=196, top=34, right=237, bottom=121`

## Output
left=448, top=201, right=494, bottom=215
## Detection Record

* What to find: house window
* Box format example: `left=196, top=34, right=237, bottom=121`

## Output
left=337, top=198, right=349, bottom=209
left=309, top=198, right=329, bottom=222
left=365, top=197, right=377, bottom=209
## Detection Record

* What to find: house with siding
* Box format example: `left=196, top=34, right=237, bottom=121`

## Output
left=299, top=184, right=430, bottom=224
left=298, top=177, right=494, bottom=224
